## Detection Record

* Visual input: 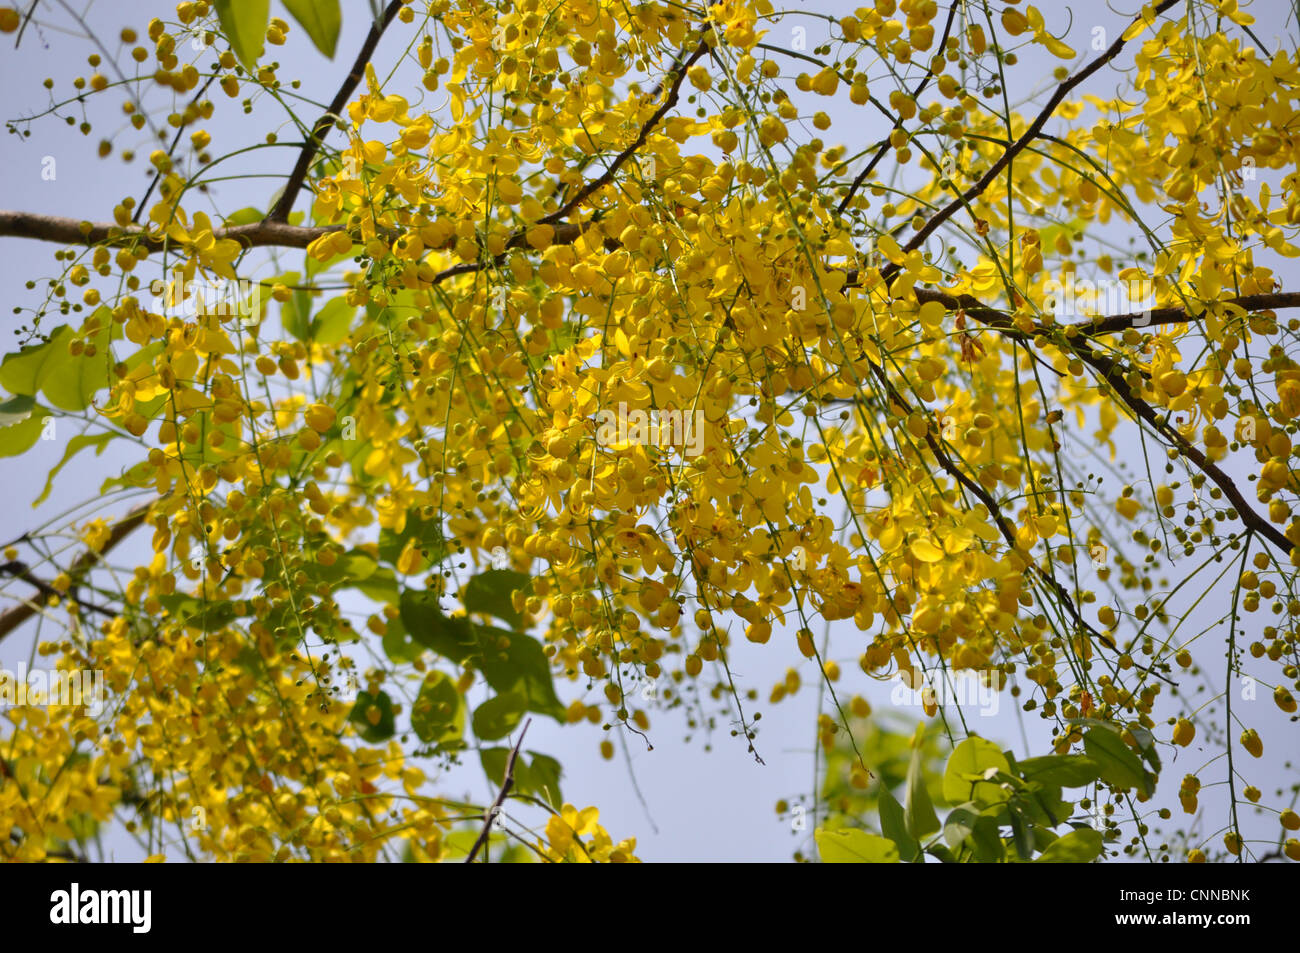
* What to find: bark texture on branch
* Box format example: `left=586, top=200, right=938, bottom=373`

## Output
left=0, top=210, right=340, bottom=252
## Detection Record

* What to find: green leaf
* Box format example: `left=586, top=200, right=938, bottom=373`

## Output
left=380, top=617, right=423, bottom=663
left=99, top=459, right=154, bottom=494
left=399, top=588, right=563, bottom=720
left=1032, top=827, right=1060, bottom=854
left=0, top=394, right=35, bottom=426
left=479, top=747, right=516, bottom=790
left=480, top=748, right=563, bottom=806
left=1037, top=217, right=1088, bottom=249
left=441, top=828, right=481, bottom=860
left=378, top=510, right=445, bottom=566
left=905, top=723, right=941, bottom=838
left=398, top=589, right=477, bottom=663
left=926, top=844, right=958, bottom=863
left=942, top=736, right=1011, bottom=806
left=354, top=567, right=399, bottom=605
left=322, top=550, right=378, bottom=583
left=968, top=815, right=1005, bottom=862
left=1021, top=783, right=1070, bottom=828
left=34, top=431, right=115, bottom=505
left=157, top=595, right=238, bottom=632
left=472, top=691, right=526, bottom=741
left=525, top=752, right=563, bottom=807
left=463, top=569, right=530, bottom=629
left=224, top=206, right=265, bottom=225
left=281, top=0, right=340, bottom=57
left=213, top=0, right=270, bottom=69
left=302, top=549, right=396, bottom=603
left=1083, top=727, right=1151, bottom=795
left=349, top=690, right=396, bottom=743
left=311, top=297, right=355, bottom=344
left=1128, top=724, right=1162, bottom=773
left=1034, top=827, right=1103, bottom=863
left=41, top=309, right=114, bottom=411
left=410, top=671, right=463, bottom=745
left=0, top=326, right=73, bottom=397
left=281, top=286, right=311, bottom=341
left=815, top=828, right=899, bottom=863
left=1008, top=806, right=1032, bottom=861
left=475, top=628, right=564, bottom=720
left=879, top=787, right=920, bottom=861
left=1017, top=754, right=1103, bottom=789
left=43, top=354, right=112, bottom=412
left=0, top=402, right=49, bottom=458
left=943, top=803, right=979, bottom=849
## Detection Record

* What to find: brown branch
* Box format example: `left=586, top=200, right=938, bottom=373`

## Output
left=881, top=0, right=1179, bottom=284
left=857, top=360, right=1172, bottom=680
left=431, top=219, right=605, bottom=285
left=464, top=717, right=531, bottom=864
left=892, top=288, right=1297, bottom=558
left=0, top=34, right=707, bottom=283
left=839, top=277, right=1300, bottom=338
left=0, top=210, right=342, bottom=252
left=1061, top=292, right=1300, bottom=336
left=134, top=75, right=218, bottom=224
left=265, top=0, right=404, bottom=223
left=546, top=40, right=695, bottom=196
left=0, top=501, right=152, bottom=644
left=0, top=561, right=117, bottom=619
left=836, top=1, right=959, bottom=216
left=1073, top=342, right=1294, bottom=557
left=910, top=288, right=1300, bottom=337
left=539, top=35, right=711, bottom=228
left=9, top=211, right=1295, bottom=346
left=0, top=208, right=610, bottom=292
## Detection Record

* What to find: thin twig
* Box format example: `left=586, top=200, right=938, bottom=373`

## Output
left=836, top=1, right=959, bottom=215
left=881, top=0, right=1180, bottom=284
left=0, top=561, right=118, bottom=619
left=464, top=718, right=531, bottom=863
left=538, top=36, right=711, bottom=228
left=133, top=75, right=218, bottom=224
left=0, top=501, right=152, bottom=644
left=265, top=0, right=404, bottom=223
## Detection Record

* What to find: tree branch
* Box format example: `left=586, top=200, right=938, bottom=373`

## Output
left=1060, top=292, right=1300, bottom=336
left=464, top=717, right=530, bottom=863
left=0, top=501, right=152, bottom=644
left=836, top=1, right=959, bottom=216
left=892, top=288, right=1297, bottom=559
left=881, top=0, right=1179, bottom=284
left=0, top=210, right=341, bottom=252
left=905, top=288, right=1300, bottom=337
left=265, top=0, right=405, bottom=223
left=134, top=75, right=218, bottom=225
left=539, top=36, right=711, bottom=228
left=1072, top=342, right=1295, bottom=556
left=856, top=360, right=1174, bottom=683
left=0, top=561, right=118, bottom=619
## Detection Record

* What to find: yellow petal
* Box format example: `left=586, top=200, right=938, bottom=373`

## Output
left=909, top=538, right=945, bottom=562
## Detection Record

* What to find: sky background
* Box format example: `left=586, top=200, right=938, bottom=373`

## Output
left=2, top=0, right=1298, bottom=862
